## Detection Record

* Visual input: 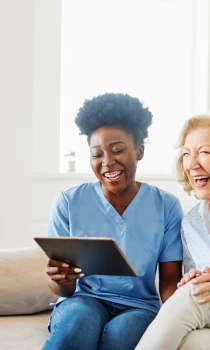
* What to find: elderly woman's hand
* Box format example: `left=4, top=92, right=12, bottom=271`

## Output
left=177, top=268, right=202, bottom=288
left=190, top=266, right=210, bottom=304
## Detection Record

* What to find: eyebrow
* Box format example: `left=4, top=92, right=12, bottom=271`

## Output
left=197, top=144, right=210, bottom=150
left=91, top=141, right=126, bottom=149
left=183, top=144, right=210, bottom=151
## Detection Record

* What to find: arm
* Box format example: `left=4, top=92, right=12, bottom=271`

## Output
left=158, top=199, right=183, bottom=302
left=46, top=192, right=84, bottom=297
left=177, top=226, right=201, bottom=288
left=181, top=226, right=196, bottom=274
left=159, top=260, right=182, bottom=303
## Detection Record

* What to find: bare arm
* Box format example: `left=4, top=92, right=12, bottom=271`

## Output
left=159, top=261, right=182, bottom=303
left=46, top=258, right=84, bottom=297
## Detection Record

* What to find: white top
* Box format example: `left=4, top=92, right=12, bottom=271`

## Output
left=181, top=200, right=210, bottom=272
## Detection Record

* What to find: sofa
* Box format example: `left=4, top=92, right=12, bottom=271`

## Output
left=0, top=246, right=209, bottom=350
left=0, top=246, right=57, bottom=350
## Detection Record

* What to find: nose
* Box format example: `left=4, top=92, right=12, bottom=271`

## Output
left=185, top=154, right=200, bottom=170
left=102, top=152, right=115, bottom=167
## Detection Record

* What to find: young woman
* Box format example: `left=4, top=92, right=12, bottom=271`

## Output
left=42, top=93, right=183, bottom=350
left=136, top=115, right=210, bottom=350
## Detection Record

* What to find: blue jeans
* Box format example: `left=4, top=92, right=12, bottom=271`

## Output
left=42, top=296, right=156, bottom=350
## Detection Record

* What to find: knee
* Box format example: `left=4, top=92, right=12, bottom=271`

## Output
left=179, top=329, right=210, bottom=350
left=160, top=283, right=195, bottom=315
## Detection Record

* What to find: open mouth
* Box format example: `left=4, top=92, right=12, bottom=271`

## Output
left=103, top=170, right=123, bottom=181
left=193, top=175, right=210, bottom=186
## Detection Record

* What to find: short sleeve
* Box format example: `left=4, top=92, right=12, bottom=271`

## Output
left=159, top=199, right=183, bottom=262
left=181, top=226, right=196, bottom=273
left=47, top=192, right=70, bottom=237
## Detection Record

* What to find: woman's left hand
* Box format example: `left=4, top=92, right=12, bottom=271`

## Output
left=191, top=266, right=210, bottom=304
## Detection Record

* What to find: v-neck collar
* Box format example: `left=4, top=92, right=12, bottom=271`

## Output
left=93, top=181, right=148, bottom=225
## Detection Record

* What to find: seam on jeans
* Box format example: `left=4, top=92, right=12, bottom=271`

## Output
left=50, top=305, right=62, bottom=331
left=99, top=323, right=108, bottom=346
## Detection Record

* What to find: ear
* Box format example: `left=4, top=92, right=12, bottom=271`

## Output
left=136, top=144, right=144, bottom=161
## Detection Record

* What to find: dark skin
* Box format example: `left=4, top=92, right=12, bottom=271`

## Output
left=159, top=261, right=182, bottom=302
left=47, top=125, right=182, bottom=301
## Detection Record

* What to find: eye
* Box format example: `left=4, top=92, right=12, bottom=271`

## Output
left=113, top=149, right=123, bottom=155
left=91, top=154, right=102, bottom=158
left=182, top=152, right=189, bottom=157
left=200, top=151, right=210, bottom=154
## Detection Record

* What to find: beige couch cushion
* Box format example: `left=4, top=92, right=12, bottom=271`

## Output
left=0, top=246, right=57, bottom=315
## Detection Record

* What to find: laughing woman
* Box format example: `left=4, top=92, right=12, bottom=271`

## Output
left=42, top=93, right=183, bottom=350
left=136, top=115, right=210, bottom=350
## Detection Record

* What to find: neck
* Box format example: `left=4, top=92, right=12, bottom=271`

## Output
left=102, top=181, right=141, bottom=215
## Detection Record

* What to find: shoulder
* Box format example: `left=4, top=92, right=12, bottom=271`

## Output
left=63, top=182, right=96, bottom=197
left=54, top=182, right=99, bottom=206
left=142, top=183, right=183, bottom=223
left=143, top=183, right=181, bottom=207
left=182, top=201, right=201, bottom=225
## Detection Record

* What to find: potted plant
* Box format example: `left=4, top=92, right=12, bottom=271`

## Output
left=64, top=151, right=76, bottom=172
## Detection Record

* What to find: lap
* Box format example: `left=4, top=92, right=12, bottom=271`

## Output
left=50, top=296, right=110, bottom=331
left=179, top=328, right=210, bottom=350
left=99, top=307, right=156, bottom=350
left=48, top=296, right=156, bottom=350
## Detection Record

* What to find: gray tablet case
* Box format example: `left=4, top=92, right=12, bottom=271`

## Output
left=34, top=237, right=138, bottom=276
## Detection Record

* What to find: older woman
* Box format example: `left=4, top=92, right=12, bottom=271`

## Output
left=136, top=115, right=210, bottom=350
left=42, top=93, right=183, bottom=350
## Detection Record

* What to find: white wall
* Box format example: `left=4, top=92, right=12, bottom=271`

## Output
left=0, top=0, right=206, bottom=249
left=0, top=0, right=33, bottom=249
left=32, top=0, right=61, bottom=173
left=0, top=0, right=61, bottom=248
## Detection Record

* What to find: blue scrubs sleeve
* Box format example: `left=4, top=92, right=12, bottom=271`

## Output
left=47, top=192, right=70, bottom=237
left=159, top=199, right=183, bottom=262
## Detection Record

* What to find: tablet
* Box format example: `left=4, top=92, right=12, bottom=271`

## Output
left=34, top=237, right=138, bottom=276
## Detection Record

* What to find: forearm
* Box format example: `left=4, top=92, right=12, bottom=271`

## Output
left=159, top=261, right=182, bottom=303
left=48, top=277, right=76, bottom=297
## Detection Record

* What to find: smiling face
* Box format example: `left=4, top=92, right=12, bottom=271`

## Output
left=89, top=126, right=144, bottom=196
left=182, top=127, right=210, bottom=200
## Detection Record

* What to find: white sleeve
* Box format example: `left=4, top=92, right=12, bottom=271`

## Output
left=181, top=226, right=196, bottom=273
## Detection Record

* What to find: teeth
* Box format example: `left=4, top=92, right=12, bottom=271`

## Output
left=194, top=175, right=210, bottom=180
left=105, top=171, right=121, bottom=178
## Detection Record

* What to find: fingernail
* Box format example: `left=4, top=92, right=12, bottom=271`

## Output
left=198, top=299, right=205, bottom=304
left=191, top=290, right=198, bottom=295
left=191, top=279, right=197, bottom=284
left=74, top=268, right=82, bottom=272
left=79, top=273, right=85, bottom=278
left=62, top=263, right=69, bottom=267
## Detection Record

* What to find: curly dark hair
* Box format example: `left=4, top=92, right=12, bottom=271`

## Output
left=74, top=93, right=153, bottom=145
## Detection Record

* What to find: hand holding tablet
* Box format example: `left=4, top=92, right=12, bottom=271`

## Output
left=34, top=237, right=138, bottom=277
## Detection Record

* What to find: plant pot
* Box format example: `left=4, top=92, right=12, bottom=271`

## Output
left=67, top=160, right=76, bottom=172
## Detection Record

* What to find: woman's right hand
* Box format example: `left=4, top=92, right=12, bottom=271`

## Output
left=46, top=258, right=85, bottom=285
left=177, top=268, right=202, bottom=288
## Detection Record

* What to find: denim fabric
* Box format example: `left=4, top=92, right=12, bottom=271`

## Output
left=42, top=296, right=156, bottom=350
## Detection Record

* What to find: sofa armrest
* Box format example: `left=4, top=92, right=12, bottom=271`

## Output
left=0, top=246, right=57, bottom=315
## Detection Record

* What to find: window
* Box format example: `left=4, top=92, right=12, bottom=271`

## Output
left=60, top=0, right=210, bottom=174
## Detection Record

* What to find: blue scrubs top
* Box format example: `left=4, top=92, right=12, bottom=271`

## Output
left=48, top=182, right=183, bottom=314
